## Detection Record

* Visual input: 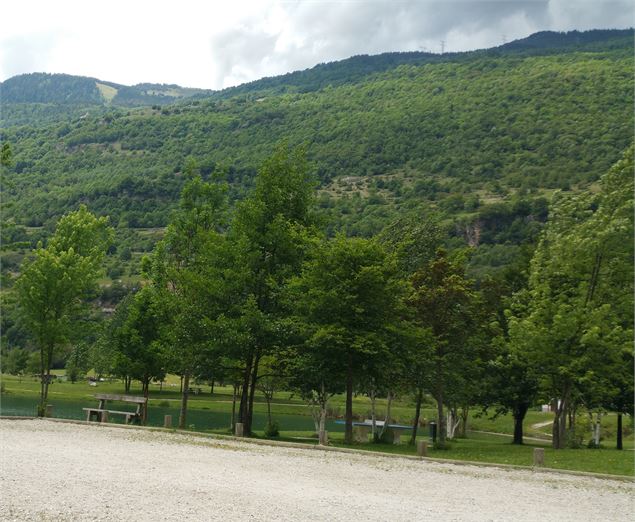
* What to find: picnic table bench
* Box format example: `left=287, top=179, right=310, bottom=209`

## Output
left=335, top=419, right=412, bottom=444
left=83, top=393, right=147, bottom=425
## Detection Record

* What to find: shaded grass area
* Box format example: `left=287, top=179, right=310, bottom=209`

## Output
left=2, top=374, right=633, bottom=476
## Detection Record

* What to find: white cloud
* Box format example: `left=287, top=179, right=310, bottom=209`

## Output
left=1, top=0, right=632, bottom=89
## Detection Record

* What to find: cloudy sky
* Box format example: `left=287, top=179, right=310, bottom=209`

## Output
left=1, top=0, right=632, bottom=90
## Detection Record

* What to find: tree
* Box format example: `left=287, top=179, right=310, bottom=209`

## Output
left=481, top=346, right=538, bottom=445
left=0, top=142, right=12, bottom=167
left=281, top=315, right=346, bottom=444
left=378, top=215, right=444, bottom=444
left=110, top=288, right=167, bottom=413
left=15, top=206, right=113, bottom=415
left=255, top=355, right=287, bottom=432
left=290, top=234, right=405, bottom=444
left=2, top=348, right=29, bottom=380
left=408, top=250, right=478, bottom=447
left=66, top=343, right=90, bottom=383
left=509, top=147, right=633, bottom=449
left=227, top=144, right=317, bottom=436
left=148, top=166, right=227, bottom=429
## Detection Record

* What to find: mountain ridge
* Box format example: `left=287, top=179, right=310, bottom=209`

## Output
left=2, top=28, right=632, bottom=112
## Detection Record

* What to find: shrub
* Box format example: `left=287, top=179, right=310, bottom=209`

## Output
left=158, top=400, right=170, bottom=408
left=265, top=421, right=280, bottom=437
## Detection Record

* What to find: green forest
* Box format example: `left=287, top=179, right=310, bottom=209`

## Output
left=0, top=30, right=633, bottom=468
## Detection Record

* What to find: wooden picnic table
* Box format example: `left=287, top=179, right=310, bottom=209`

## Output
left=83, top=393, right=147, bottom=425
left=335, top=419, right=413, bottom=444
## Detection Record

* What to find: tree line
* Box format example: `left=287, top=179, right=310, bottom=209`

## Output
left=12, top=145, right=634, bottom=449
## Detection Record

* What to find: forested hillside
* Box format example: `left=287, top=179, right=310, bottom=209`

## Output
left=1, top=29, right=633, bottom=281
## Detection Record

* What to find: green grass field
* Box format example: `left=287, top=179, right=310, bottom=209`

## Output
left=2, top=373, right=633, bottom=476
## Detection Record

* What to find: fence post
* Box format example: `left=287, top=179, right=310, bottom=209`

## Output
left=235, top=422, right=244, bottom=437
left=533, top=448, right=545, bottom=467
left=164, top=415, right=172, bottom=428
left=417, top=440, right=428, bottom=457
left=45, top=404, right=53, bottom=418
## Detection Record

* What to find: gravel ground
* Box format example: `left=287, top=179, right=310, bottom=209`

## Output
left=0, top=419, right=633, bottom=521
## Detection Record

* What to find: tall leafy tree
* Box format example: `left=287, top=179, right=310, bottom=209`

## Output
left=379, top=215, right=443, bottom=443
left=290, top=235, right=405, bottom=444
left=408, top=250, right=478, bottom=447
left=228, top=144, right=317, bottom=435
left=147, top=165, right=227, bottom=429
left=509, top=147, right=634, bottom=449
left=15, top=206, right=113, bottom=414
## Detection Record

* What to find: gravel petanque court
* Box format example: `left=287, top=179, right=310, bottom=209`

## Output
left=0, top=419, right=632, bottom=521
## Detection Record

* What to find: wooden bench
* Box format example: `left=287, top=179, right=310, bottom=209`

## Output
left=83, top=393, right=147, bottom=425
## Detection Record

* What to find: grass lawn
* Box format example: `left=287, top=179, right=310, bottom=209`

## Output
left=2, top=373, right=633, bottom=476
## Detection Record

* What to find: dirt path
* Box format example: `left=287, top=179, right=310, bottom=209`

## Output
left=1, top=419, right=632, bottom=521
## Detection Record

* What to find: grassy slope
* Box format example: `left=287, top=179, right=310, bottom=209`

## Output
left=2, top=374, right=632, bottom=476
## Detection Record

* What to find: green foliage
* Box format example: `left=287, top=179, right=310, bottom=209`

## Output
left=290, top=234, right=405, bottom=442
left=65, top=343, right=90, bottom=383
left=509, top=147, right=634, bottom=448
left=15, top=206, right=113, bottom=410
left=264, top=421, right=280, bottom=437
left=1, top=348, right=29, bottom=377
left=1, top=31, right=632, bottom=264
left=107, top=287, right=167, bottom=392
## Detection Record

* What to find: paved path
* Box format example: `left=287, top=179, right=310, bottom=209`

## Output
left=1, top=419, right=632, bottom=521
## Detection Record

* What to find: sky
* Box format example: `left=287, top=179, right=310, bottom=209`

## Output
left=1, top=0, right=633, bottom=90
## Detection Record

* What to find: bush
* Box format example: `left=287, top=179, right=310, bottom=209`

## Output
left=158, top=400, right=170, bottom=408
left=265, top=421, right=280, bottom=437
left=566, top=419, right=590, bottom=449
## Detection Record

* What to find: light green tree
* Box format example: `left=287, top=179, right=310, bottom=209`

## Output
left=15, top=206, right=113, bottom=415
left=509, top=147, right=633, bottom=449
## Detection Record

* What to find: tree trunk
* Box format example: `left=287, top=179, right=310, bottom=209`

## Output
left=379, top=391, right=393, bottom=440
left=552, top=396, right=568, bottom=450
left=344, top=351, right=354, bottom=445
left=245, top=353, right=261, bottom=435
left=142, top=379, right=150, bottom=424
left=178, top=372, right=190, bottom=429
left=459, top=405, right=469, bottom=438
left=369, top=385, right=377, bottom=439
left=592, top=412, right=602, bottom=446
left=616, top=413, right=623, bottom=450
left=512, top=403, right=529, bottom=445
left=39, top=343, right=54, bottom=416
left=435, top=358, right=446, bottom=447
left=180, top=374, right=183, bottom=394
left=238, top=354, right=253, bottom=427
left=210, top=381, right=214, bottom=395
left=266, top=395, right=272, bottom=426
left=318, top=404, right=327, bottom=445
left=410, top=388, right=423, bottom=445
left=231, top=384, right=238, bottom=431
